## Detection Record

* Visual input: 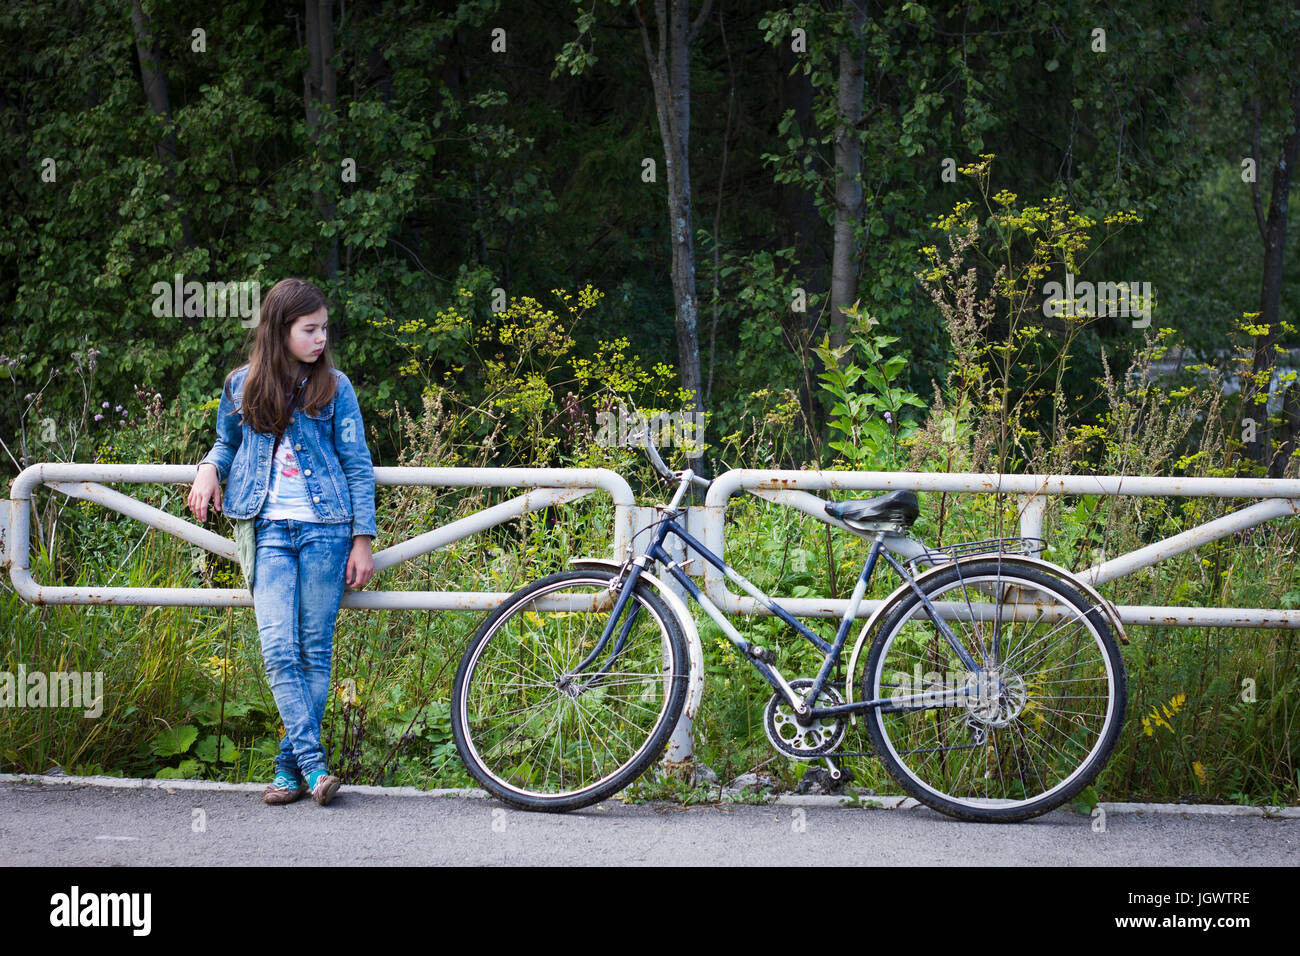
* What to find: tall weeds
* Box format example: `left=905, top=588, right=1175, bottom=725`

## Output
left=1, top=265, right=1297, bottom=805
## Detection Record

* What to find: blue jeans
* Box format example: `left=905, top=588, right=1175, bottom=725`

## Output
left=253, top=516, right=352, bottom=780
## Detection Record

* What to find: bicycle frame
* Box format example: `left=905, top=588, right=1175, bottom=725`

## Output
left=572, top=470, right=993, bottom=722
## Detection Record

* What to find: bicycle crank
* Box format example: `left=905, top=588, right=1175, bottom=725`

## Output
left=763, top=678, right=848, bottom=760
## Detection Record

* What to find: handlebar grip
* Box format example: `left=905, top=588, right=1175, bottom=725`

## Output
left=630, top=427, right=711, bottom=489
left=629, top=429, right=672, bottom=477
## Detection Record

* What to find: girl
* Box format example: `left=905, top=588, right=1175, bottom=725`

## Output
left=187, top=277, right=377, bottom=807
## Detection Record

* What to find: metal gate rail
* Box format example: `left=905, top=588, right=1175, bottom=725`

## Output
left=7, top=464, right=1300, bottom=627
left=1, top=463, right=635, bottom=610
left=9, top=463, right=1300, bottom=770
left=689, top=470, right=1300, bottom=628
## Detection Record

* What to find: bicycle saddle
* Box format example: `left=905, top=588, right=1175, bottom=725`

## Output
left=825, top=490, right=920, bottom=529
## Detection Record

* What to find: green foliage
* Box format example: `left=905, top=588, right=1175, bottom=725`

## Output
left=910, top=156, right=1145, bottom=475
left=700, top=244, right=815, bottom=449
left=811, top=304, right=925, bottom=468
left=1071, top=785, right=1100, bottom=815
left=1, top=0, right=1298, bottom=808
left=3, top=313, right=1300, bottom=807
left=151, top=725, right=198, bottom=759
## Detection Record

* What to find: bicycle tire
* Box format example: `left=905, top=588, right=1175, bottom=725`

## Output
left=862, top=559, right=1126, bottom=823
left=451, top=569, right=689, bottom=812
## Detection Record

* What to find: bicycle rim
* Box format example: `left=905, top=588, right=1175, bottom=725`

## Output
left=454, top=573, right=686, bottom=809
left=864, top=563, right=1124, bottom=821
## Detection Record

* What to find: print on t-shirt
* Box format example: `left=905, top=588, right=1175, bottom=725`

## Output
left=261, top=439, right=319, bottom=520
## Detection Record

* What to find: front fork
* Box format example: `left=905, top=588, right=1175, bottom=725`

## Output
left=568, top=557, right=650, bottom=683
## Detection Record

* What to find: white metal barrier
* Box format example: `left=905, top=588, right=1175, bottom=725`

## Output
left=0, top=462, right=709, bottom=732
left=7, top=464, right=1300, bottom=625
left=0, top=463, right=636, bottom=609
left=680, top=470, right=1300, bottom=629
left=7, top=462, right=1300, bottom=769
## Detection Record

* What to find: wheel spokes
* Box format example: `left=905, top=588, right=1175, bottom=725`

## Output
left=870, top=569, right=1118, bottom=812
left=460, top=581, right=677, bottom=800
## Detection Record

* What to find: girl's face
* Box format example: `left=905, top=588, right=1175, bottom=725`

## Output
left=286, top=307, right=328, bottom=364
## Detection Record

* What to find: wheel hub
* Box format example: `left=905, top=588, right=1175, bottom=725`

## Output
left=963, top=666, right=1027, bottom=727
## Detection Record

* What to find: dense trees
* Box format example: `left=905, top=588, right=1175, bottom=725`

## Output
left=0, top=0, right=1295, bottom=475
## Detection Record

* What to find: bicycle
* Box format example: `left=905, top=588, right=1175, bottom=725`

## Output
left=451, top=438, right=1128, bottom=823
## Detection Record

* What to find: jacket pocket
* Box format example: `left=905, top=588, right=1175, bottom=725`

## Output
left=302, top=398, right=335, bottom=421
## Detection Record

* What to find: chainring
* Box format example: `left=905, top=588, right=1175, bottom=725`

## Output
left=763, top=678, right=848, bottom=760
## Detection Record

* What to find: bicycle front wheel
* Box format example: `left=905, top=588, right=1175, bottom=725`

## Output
left=451, top=569, right=689, bottom=812
left=862, top=559, right=1126, bottom=822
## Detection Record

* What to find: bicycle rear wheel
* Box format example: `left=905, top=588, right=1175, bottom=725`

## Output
left=451, top=569, right=689, bottom=812
left=862, top=559, right=1126, bottom=822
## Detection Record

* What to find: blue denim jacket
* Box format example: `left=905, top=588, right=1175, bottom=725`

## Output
left=198, top=364, right=378, bottom=539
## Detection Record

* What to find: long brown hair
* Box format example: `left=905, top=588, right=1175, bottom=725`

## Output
left=223, top=278, right=339, bottom=435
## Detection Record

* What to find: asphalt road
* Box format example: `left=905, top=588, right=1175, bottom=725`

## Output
left=2, top=778, right=1297, bottom=866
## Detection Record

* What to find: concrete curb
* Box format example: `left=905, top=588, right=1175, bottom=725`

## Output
left=3, top=772, right=1297, bottom=816
left=0, top=772, right=485, bottom=800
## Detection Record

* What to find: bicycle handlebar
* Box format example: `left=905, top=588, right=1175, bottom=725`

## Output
left=629, top=429, right=710, bottom=489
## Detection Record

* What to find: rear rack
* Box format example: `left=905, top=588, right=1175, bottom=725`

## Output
left=905, top=536, right=1047, bottom=571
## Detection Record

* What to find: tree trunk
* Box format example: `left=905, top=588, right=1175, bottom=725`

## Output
left=304, top=0, right=340, bottom=280
left=366, top=0, right=395, bottom=103
left=1272, top=383, right=1300, bottom=477
left=637, top=0, right=712, bottom=476
left=780, top=37, right=828, bottom=461
left=76, top=0, right=99, bottom=108
left=828, top=0, right=867, bottom=349
left=1246, top=69, right=1300, bottom=476
left=129, top=0, right=193, bottom=251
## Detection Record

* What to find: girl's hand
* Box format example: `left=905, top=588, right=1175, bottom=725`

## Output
left=346, top=535, right=375, bottom=590
left=188, top=463, right=223, bottom=521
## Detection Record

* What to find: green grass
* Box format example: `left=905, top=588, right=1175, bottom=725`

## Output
left=3, top=400, right=1299, bottom=808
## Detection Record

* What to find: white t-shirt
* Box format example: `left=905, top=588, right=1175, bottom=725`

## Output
left=260, top=438, right=319, bottom=521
